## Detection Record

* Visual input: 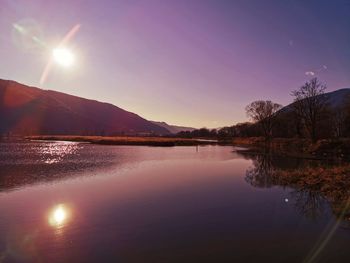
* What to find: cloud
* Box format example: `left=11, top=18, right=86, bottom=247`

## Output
left=304, top=65, right=326, bottom=77
left=305, top=71, right=315, bottom=76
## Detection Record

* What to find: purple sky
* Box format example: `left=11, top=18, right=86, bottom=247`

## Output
left=1, top=0, right=349, bottom=128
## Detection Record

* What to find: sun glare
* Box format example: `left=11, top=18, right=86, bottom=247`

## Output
left=52, top=47, right=74, bottom=67
left=49, top=204, right=69, bottom=227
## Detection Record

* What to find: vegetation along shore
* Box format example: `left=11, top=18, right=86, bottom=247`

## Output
left=25, top=135, right=218, bottom=147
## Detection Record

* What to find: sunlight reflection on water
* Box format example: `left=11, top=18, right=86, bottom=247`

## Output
left=48, top=204, right=70, bottom=228
left=37, top=141, right=80, bottom=164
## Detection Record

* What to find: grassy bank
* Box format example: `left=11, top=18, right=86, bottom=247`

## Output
left=243, top=150, right=350, bottom=219
left=271, top=165, right=350, bottom=218
left=232, top=137, right=350, bottom=159
left=26, top=135, right=217, bottom=147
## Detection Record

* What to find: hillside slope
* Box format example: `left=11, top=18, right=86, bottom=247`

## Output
left=151, top=121, right=195, bottom=134
left=0, top=79, right=169, bottom=135
left=280, top=88, right=350, bottom=113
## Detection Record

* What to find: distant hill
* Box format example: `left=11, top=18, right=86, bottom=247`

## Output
left=0, top=79, right=170, bottom=135
left=271, top=88, right=350, bottom=138
left=151, top=121, right=195, bottom=134
left=323, top=88, right=350, bottom=108
left=280, top=88, right=350, bottom=113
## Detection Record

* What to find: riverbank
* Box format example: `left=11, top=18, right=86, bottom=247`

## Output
left=232, top=137, right=350, bottom=159
left=271, top=165, right=350, bottom=218
left=25, top=135, right=218, bottom=147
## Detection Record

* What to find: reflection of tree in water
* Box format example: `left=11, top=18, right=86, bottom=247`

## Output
left=244, top=151, right=317, bottom=188
left=245, top=154, right=275, bottom=188
left=241, top=151, right=350, bottom=220
left=291, top=189, right=326, bottom=220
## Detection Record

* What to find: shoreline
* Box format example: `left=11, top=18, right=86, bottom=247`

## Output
left=232, top=137, right=350, bottom=160
left=23, top=135, right=218, bottom=147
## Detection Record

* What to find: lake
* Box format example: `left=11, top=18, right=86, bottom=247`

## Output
left=0, top=141, right=349, bottom=262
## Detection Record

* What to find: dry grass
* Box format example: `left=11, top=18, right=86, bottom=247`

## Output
left=272, top=165, right=350, bottom=217
left=26, top=135, right=217, bottom=146
left=233, top=137, right=350, bottom=159
left=232, top=137, right=264, bottom=147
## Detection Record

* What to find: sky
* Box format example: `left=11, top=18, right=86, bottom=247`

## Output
left=0, top=0, right=349, bottom=128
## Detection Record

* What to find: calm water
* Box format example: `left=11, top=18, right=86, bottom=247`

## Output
left=0, top=141, right=349, bottom=262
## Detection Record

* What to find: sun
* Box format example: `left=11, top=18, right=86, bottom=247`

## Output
left=52, top=47, right=74, bottom=67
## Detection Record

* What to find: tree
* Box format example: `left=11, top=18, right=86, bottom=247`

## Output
left=218, top=126, right=234, bottom=139
left=245, top=100, right=282, bottom=142
left=342, top=94, right=350, bottom=137
left=291, top=78, right=328, bottom=143
left=332, top=108, right=346, bottom=138
left=209, top=129, right=217, bottom=137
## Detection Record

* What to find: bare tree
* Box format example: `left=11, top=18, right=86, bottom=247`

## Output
left=245, top=100, right=282, bottom=142
left=332, top=108, right=346, bottom=138
left=291, top=78, right=328, bottom=143
left=343, top=95, right=350, bottom=137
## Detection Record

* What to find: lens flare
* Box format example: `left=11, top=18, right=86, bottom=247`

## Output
left=12, top=19, right=45, bottom=51
left=39, top=24, right=81, bottom=85
left=52, top=48, right=74, bottom=67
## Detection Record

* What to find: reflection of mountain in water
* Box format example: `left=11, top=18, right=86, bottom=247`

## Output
left=1, top=142, right=231, bottom=192
left=240, top=151, right=350, bottom=221
left=0, top=141, right=137, bottom=192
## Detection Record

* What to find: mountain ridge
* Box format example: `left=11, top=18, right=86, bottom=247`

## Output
left=151, top=121, right=195, bottom=134
left=0, top=79, right=170, bottom=135
left=277, top=88, right=350, bottom=115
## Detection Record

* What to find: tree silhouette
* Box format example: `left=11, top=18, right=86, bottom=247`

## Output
left=291, top=78, right=328, bottom=143
left=245, top=100, right=282, bottom=143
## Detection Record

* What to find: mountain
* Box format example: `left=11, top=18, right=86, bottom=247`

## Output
left=322, top=88, right=350, bottom=108
left=270, top=88, right=350, bottom=138
left=151, top=121, right=195, bottom=134
left=280, top=88, right=350, bottom=113
left=0, top=79, right=170, bottom=135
